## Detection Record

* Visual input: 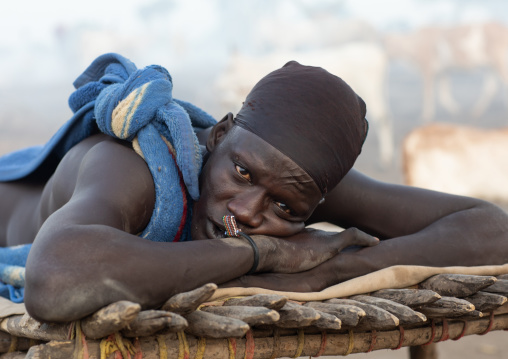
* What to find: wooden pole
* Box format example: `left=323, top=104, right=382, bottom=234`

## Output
left=409, top=343, right=437, bottom=359
left=23, top=314, right=508, bottom=359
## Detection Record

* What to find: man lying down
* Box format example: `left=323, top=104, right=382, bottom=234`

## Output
left=0, top=54, right=506, bottom=323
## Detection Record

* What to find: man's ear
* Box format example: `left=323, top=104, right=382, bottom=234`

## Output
left=206, top=112, right=235, bottom=152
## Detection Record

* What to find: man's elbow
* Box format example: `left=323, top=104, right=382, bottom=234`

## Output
left=476, top=201, right=508, bottom=229
left=24, top=290, right=68, bottom=323
left=469, top=201, right=508, bottom=261
left=24, top=267, right=92, bottom=323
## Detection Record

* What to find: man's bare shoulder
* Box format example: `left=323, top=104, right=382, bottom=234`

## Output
left=41, top=134, right=155, bottom=234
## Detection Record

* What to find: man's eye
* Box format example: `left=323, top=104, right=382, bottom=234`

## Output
left=275, top=201, right=293, bottom=215
left=235, top=165, right=251, bottom=181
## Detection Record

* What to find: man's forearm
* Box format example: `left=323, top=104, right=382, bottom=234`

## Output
left=371, top=202, right=507, bottom=266
left=25, top=224, right=260, bottom=322
left=319, top=202, right=508, bottom=288
left=25, top=223, right=361, bottom=321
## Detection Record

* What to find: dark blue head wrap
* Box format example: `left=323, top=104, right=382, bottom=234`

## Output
left=235, top=61, right=368, bottom=194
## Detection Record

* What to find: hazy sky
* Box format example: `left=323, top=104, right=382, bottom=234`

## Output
left=2, top=0, right=508, bottom=176
left=1, top=0, right=506, bottom=116
left=1, top=0, right=505, bottom=56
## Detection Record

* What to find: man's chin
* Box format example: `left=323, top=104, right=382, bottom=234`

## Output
left=190, top=219, right=212, bottom=240
left=189, top=219, right=202, bottom=240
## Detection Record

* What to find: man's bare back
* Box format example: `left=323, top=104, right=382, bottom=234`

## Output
left=0, top=134, right=147, bottom=247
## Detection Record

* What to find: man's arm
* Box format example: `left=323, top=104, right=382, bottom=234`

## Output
left=24, top=140, right=254, bottom=321
left=308, top=169, right=508, bottom=286
left=224, top=169, right=508, bottom=291
left=24, top=142, right=376, bottom=322
left=309, top=169, right=507, bottom=240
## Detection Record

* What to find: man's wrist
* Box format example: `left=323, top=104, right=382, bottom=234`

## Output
left=343, top=247, right=382, bottom=278
left=249, top=235, right=276, bottom=273
left=318, top=249, right=380, bottom=288
left=237, top=232, right=259, bottom=275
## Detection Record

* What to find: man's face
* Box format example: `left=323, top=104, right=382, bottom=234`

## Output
left=191, top=125, right=322, bottom=240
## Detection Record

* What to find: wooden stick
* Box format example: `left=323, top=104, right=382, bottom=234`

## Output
left=304, top=302, right=367, bottom=327
left=464, top=291, right=507, bottom=312
left=325, top=299, right=399, bottom=331
left=483, top=279, right=508, bottom=296
left=185, top=310, right=249, bottom=338
left=0, top=330, right=32, bottom=354
left=23, top=314, right=508, bottom=358
left=494, top=302, right=508, bottom=315
left=417, top=296, right=475, bottom=318
left=201, top=306, right=280, bottom=326
left=81, top=300, right=141, bottom=339
left=0, top=314, right=70, bottom=341
left=351, top=295, right=427, bottom=325
left=121, top=310, right=188, bottom=337
left=162, top=283, right=218, bottom=315
left=222, top=294, right=288, bottom=310
left=0, top=352, right=29, bottom=359
left=370, top=288, right=441, bottom=307
left=409, top=343, right=437, bottom=359
left=458, top=310, right=483, bottom=319
left=25, top=340, right=74, bottom=359
left=303, top=302, right=366, bottom=327
left=276, top=302, right=320, bottom=328
left=310, top=310, right=342, bottom=330
left=419, top=274, right=497, bottom=297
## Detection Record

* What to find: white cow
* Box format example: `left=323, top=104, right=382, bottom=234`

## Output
left=402, top=123, right=508, bottom=203
left=215, top=43, right=394, bottom=166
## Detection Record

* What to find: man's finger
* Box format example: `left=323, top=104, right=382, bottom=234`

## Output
left=339, top=227, right=379, bottom=249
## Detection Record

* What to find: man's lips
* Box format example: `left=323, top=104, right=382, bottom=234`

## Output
left=207, top=218, right=227, bottom=239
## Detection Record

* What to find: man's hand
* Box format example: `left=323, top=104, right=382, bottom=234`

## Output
left=253, top=227, right=378, bottom=274
left=221, top=245, right=374, bottom=292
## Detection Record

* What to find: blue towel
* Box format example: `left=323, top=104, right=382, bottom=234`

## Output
left=0, top=245, right=31, bottom=303
left=0, top=53, right=217, bottom=301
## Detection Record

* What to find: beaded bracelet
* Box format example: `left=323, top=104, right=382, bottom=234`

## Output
left=223, top=215, right=259, bottom=275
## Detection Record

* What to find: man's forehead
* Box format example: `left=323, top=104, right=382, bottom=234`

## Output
left=233, top=60, right=368, bottom=195
left=228, top=126, right=297, bottom=167
left=227, top=127, right=319, bottom=193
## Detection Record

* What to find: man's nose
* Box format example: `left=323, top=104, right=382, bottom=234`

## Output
left=226, top=189, right=264, bottom=229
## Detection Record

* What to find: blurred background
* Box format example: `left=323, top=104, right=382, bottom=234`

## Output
left=0, top=1, right=507, bottom=356
left=2, top=0, right=508, bottom=180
